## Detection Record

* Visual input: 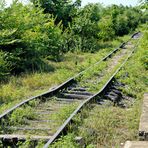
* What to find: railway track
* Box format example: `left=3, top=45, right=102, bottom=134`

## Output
left=0, top=32, right=142, bottom=147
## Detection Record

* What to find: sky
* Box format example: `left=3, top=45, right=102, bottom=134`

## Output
left=81, top=0, right=139, bottom=7
left=6, top=0, right=139, bottom=7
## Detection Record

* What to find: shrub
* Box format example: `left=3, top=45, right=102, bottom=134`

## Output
left=0, top=2, right=64, bottom=75
left=98, top=16, right=115, bottom=41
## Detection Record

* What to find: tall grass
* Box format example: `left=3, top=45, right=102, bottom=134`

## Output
left=49, top=26, right=147, bottom=147
left=0, top=36, right=129, bottom=114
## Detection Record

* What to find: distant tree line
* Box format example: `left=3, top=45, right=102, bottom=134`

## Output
left=0, top=0, right=147, bottom=80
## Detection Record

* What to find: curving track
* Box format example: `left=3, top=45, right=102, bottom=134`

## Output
left=0, top=32, right=142, bottom=147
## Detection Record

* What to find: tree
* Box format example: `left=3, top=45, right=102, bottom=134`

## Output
left=68, top=3, right=103, bottom=52
left=31, top=0, right=81, bottom=28
left=98, top=16, right=115, bottom=41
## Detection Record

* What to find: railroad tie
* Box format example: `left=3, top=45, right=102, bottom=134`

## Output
left=63, top=90, right=93, bottom=96
left=61, top=93, right=91, bottom=99
left=68, top=87, right=87, bottom=91
left=25, top=119, right=55, bottom=123
left=55, top=98, right=80, bottom=102
left=0, top=134, right=51, bottom=141
left=4, top=126, right=52, bottom=131
left=111, top=89, right=122, bottom=96
left=35, top=111, right=53, bottom=115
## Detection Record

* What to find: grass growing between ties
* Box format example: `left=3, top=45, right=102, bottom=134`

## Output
left=76, top=38, right=135, bottom=93
left=7, top=100, right=40, bottom=126
left=1, top=98, right=79, bottom=134
left=14, top=101, right=80, bottom=148
left=0, top=34, right=130, bottom=114
left=49, top=28, right=147, bottom=147
left=9, top=106, right=37, bottom=125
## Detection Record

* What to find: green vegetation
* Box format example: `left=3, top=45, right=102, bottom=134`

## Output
left=49, top=26, right=148, bottom=147
left=76, top=38, right=136, bottom=92
left=0, top=0, right=147, bottom=147
left=9, top=106, right=37, bottom=125
left=0, top=1, right=146, bottom=111
left=0, top=37, right=128, bottom=114
left=49, top=101, right=78, bottom=123
left=0, top=0, right=146, bottom=79
left=14, top=99, right=77, bottom=128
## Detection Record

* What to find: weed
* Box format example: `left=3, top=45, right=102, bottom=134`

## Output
left=9, top=106, right=37, bottom=125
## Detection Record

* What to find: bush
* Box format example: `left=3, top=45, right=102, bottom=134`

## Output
left=0, top=2, right=64, bottom=74
left=0, top=1, right=145, bottom=80
left=98, top=16, right=115, bottom=41
left=68, top=3, right=102, bottom=52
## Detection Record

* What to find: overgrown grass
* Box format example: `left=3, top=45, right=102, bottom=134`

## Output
left=9, top=106, right=37, bottom=125
left=0, top=35, right=130, bottom=114
left=49, top=26, right=147, bottom=147
left=77, top=103, right=141, bottom=147
left=0, top=32, right=141, bottom=147
left=13, top=101, right=79, bottom=147
left=77, top=43, right=134, bottom=93
left=49, top=102, right=78, bottom=123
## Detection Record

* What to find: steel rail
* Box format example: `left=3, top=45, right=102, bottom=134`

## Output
left=43, top=32, right=142, bottom=148
left=0, top=32, right=138, bottom=121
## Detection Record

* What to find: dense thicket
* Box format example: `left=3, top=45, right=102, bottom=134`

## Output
left=31, top=0, right=81, bottom=28
left=0, top=0, right=146, bottom=80
left=0, top=2, right=64, bottom=79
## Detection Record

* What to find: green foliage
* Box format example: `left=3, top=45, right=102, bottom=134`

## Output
left=114, top=14, right=129, bottom=35
left=105, top=5, right=142, bottom=36
left=31, top=0, right=81, bottom=28
left=0, top=50, right=10, bottom=80
left=68, top=3, right=103, bottom=52
left=0, top=2, right=64, bottom=77
left=50, top=134, right=78, bottom=148
left=0, top=1, right=145, bottom=80
left=9, top=106, right=37, bottom=125
left=18, top=140, right=33, bottom=148
left=98, top=16, right=115, bottom=41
